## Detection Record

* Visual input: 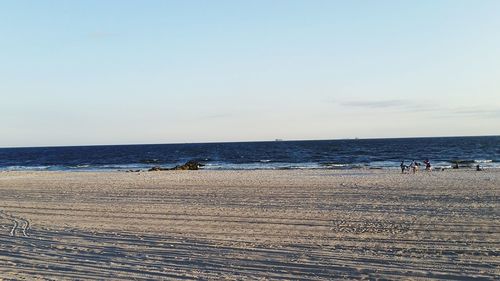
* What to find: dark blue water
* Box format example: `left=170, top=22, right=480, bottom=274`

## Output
left=0, top=136, right=499, bottom=171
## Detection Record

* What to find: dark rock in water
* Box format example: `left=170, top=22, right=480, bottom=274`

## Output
left=171, top=160, right=203, bottom=170
left=148, top=160, right=204, bottom=171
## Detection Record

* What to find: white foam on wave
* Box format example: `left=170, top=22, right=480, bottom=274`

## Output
left=1, top=165, right=52, bottom=171
left=474, top=159, right=493, bottom=163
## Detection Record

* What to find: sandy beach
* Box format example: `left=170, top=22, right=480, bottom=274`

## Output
left=0, top=169, right=498, bottom=280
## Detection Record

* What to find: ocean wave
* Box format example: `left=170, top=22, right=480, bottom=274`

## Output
left=2, top=159, right=500, bottom=171
left=1, top=165, right=52, bottom=171
left=320, top=163, right=348, bottom=167
left=203, top=162, right=323, bottom=170
left=474, top=159, right=493, bottom=163
left=2, top=161, right=500, bottom=171
left=69, top=164, right=90, bottom=169
left=139, top=159, right=161, bottom=164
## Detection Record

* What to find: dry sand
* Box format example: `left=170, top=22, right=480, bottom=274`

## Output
left=0, top=169, right=498, bottom=280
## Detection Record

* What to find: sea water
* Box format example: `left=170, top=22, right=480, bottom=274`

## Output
left=1, top=136, right=499, bottom=171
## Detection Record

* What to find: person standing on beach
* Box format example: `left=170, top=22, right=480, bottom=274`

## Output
left=400, top=161, right=407, bottom=173
left=410, top=160, right=418, bottom=174
left=424, top=159, right=431, bottom=171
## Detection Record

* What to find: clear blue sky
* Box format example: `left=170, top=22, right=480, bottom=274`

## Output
left=1, top=0, right=499, bottom=147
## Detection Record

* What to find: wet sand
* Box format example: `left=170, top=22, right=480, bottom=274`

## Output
left=0, top=169, right=498, bottom=280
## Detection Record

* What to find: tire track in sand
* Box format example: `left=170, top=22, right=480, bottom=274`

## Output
left=21, top=218, right=30, bottom=237
left=0, top=210, right=30, bottom=237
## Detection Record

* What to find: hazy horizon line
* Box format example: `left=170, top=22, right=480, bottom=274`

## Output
left=1, top=134, right=499, bottom=149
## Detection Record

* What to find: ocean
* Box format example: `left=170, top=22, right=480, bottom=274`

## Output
left=0, top=136, right=499, bottom=171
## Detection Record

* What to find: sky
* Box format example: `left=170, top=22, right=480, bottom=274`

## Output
left=1, top=0, right=499, bottom=147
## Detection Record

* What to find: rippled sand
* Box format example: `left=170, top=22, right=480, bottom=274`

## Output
left=0, top=169, right=498, bottom=280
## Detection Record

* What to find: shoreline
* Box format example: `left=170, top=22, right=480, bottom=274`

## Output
left=1, top=163, right=498, bottom=172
